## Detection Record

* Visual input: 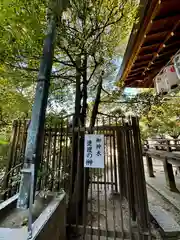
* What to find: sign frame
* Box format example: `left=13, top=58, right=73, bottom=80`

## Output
left=84, top=134, right=104, bottom=168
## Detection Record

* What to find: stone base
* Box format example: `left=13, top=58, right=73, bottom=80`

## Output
left=0, top=193, right=66, bottom=240
left=149, top=203, right=180, bottom=239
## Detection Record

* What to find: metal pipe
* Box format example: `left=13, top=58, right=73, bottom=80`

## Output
left=17, top=0, right=69, bottom=209
left=17, top=16, right=56, bottom=209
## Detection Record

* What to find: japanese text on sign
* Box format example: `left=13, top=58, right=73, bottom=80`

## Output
left=84, top=134, right=104, bottom=168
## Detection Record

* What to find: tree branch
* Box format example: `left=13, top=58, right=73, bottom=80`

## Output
left=89, top=72, right=104, bottom=128
left=102, top=88, right=111, bottom=96
left=5, top=63, right=38, bottom=72
left=58, top=46, right=82, bottom=73
left=98, top=112, right=117, bottom=118
left=87, top=4, right=119, bottom=42
left=0, top=108, right=8, bottom=128
left=51, top=74, right=76, bottom=82
left=53, top=58, right=74, bottom=67
left=87, top=54, right=99, bottom=83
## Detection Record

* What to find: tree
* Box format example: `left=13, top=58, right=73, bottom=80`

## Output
left=0, top=78, right=32, bottom=125
left=105, top=87, right=180, bottom=141
left=53, top=0, right=138, bottom=223
left=0, top=0, right=138, bottom=121
left=144, top=99, right=180, bottom=139
left=0, top=0, right=138, bottom=221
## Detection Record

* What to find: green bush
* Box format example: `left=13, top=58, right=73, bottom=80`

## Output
left=0, top=143, right=9, bottom=170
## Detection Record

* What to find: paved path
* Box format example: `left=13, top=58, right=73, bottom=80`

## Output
left=144, top=159, right=180, bottom=212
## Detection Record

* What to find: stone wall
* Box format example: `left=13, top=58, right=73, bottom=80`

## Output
left=0, top=193, right=66, bottom=240
left=33, top=193, right=66, bottom=240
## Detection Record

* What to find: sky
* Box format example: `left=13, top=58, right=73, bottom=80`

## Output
left=124, top=87, right=139, bottom=95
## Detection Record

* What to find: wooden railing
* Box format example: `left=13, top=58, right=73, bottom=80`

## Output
left=144, top=139, right=180, bottom=152
left=143, top=139, right=180, bottom=192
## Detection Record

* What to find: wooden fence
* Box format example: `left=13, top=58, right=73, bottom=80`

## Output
left=0, top=117, right=152, bottom=239
left=144, top=139, right=180, bottom=192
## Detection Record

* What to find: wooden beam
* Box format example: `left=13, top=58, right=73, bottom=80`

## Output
left=116, top=0, right=162, bottom=85
left=146, top=31, right=169, bottom=39
left=129, top=46, right=178, bottom=79
left=137, top=53, right=154, bottom=59
left=126, top=77, right=144, bottom=82
left=139, top=46, right=159, bottom=55
left=159, top=49, right=179, bottom=58
left=155, top=0, right=180, bottom=19
left=144, top=20, right=180, bottom=73
left=142, top=38, right=166, bottom=47
left=127, top=72, right=144, bottom=78
left=130, top=66, right=148, bottom=73
left=132, top=60, right=152, bottom=68
left=164, top=42, right=180, bottom=51
left=140, top=43, right=160, bottom=51
left=44, top=125, right=132, bottom=133
left=150, top=14, right=180, bottom=32
left=69, top=225, right=133, bottom=239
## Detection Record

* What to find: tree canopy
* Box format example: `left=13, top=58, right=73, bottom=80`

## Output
left=1, top=0, right=180, bottom=143
left=0, top=0, right=138, bottom=127
left=106, top=88, right=180, bottom=140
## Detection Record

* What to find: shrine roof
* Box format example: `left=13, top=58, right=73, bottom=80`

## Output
left=116, top=0, right=180, bottom=88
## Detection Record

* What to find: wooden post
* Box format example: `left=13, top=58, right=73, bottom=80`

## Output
left=164, top=139, right=178, bottom=191
left=146, top=141, right=155, bottom=177
left=163, top=158, right=178, bottom=192
left=166, top=140, right=171, bottom=152
left=146, top=154, right=155, bottom=177
left=116, top=129, right=126, bottom=198
left=125, top=125, right=136, bottom=221
left=131, top=117, right=151, bottom=235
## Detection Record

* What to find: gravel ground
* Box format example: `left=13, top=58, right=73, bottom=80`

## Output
left=84, top=181, right=161, bottom=240
left=82, top=149, right=164, bottom=239
left=83, top=157, right=180, bottom=239
left=87, top=188, right=130, bottom=233
left=1, top=151, right=179, bottom=239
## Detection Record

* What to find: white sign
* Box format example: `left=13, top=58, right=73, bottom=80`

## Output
left=84, top=134, right=104, bottom=168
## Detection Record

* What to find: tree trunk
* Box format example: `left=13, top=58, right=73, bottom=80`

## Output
left=89, top=74, right=103, bottom=128
left=81, top=55, right=88, bottom=126
left=83, top=73, right=103, bottom=219
left=68, top=57, right=83, bottom=224
left=69, top=55, right=92, bottom=224
left=71, top=56, right=81, bottom=195
left=68, top=66, right=104, bottom=227
left=80, top=55, right=89, bottom=222
left=82, top=73, right=103, bottom=222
